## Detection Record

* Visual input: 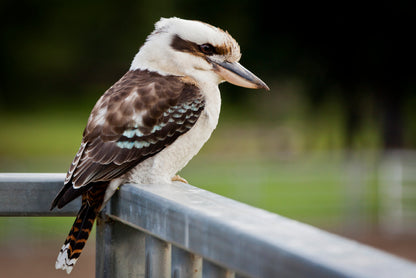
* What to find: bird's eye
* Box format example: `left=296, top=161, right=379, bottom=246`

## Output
left=199, top=44, right=215, bottom=55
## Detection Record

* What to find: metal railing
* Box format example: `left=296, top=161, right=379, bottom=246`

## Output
left=1, top=173, right=416, bottom=278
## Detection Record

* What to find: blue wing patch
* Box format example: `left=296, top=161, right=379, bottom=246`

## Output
left=116, top=98, right=204, bottom=151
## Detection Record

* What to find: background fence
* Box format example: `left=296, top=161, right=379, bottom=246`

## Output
left=378, top=151, right=416, bottom=235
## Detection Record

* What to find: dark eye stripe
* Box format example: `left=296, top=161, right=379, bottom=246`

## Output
left=170, top=34, right=229, bottom=57
left=170, top=34, right=201, bottom=55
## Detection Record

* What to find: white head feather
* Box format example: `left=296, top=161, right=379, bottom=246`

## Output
left=130, top=17, right=241, bottom=85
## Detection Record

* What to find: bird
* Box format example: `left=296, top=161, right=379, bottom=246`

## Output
left=50, top=16, right=269, bottom=274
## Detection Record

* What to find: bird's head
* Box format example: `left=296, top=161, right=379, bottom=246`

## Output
left=131, top=17, right=269, bottom=90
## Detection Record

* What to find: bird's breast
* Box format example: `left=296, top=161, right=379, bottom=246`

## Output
left=126, top=85, right=221, bottom=184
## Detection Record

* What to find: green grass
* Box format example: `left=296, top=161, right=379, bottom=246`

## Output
left=1, top=154, right=368, bottom=242
left=181, top=155, right=365, bottom=226
left=0, top=112, right=87, bottom=157
left=0, top=217, right=75, bottom=241
left=0, top=110, right=381, bottom=240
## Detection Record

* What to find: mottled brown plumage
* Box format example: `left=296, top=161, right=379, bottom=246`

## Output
left=51, top=70, right=204, bottom=210
left=50, top=70, right=204, bottom=272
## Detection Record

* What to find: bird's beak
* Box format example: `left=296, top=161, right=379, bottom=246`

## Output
left=212, top=60, right=270, bottom=91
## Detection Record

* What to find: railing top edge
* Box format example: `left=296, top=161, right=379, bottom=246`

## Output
left=0, top=173, right=78, bottom=216
left=1, top=173, right=416, bottom=277
left=109, top=182, right=416, bottom=278
left=0, top=172, right=65, bottom=182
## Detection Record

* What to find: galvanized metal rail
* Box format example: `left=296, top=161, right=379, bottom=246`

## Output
left=1, top=173, right=416, bottom=278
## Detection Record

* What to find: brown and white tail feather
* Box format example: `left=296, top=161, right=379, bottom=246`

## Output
left=55, top=183, right=107, bottom=274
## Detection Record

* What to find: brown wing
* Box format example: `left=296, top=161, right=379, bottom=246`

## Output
left=51, top=70, right=204, bottom=209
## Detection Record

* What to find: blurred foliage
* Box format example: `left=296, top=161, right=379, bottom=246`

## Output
left=0, top=0, right=415, bottom=150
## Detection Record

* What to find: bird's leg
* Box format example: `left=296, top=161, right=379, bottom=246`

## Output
left=171, top=175, right=188, bottom=184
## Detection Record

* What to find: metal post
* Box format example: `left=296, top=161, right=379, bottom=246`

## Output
left=96, top=211, right=113, bottom=278
left=145, top=235, right=171, bottom=278
left=203, top=260, right=235, bottom=278
left=172, top=246, right=202, bottom=278
left=96, top=208, right=146, bottom=278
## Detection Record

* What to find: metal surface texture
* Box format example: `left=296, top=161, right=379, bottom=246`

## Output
left=2, top=173, right=416, bottom=277
left=145, top=234, right=172, bottom=278
left=96, top=214, right=146, bottom=278
left=0, top=173, right=79, bottom=216
left=172, top=246, right=202, bottom=278
left=107, top=182, right=416, bottom=278
left=202, top=260, right=235, bottom=278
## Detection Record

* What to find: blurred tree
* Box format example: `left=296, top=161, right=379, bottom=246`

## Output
left=0, top=0, right=414, bottom=149
left=252, top=1, right=415, bottom=149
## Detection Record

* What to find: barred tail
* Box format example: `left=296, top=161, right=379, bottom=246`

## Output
left=55, top=183, right=107, bottom=274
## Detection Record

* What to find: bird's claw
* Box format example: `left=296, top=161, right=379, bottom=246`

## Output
left=171, top=175, right=188, bottom=184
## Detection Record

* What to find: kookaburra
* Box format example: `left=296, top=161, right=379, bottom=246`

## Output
left=50, top=17, right=269, bottom=274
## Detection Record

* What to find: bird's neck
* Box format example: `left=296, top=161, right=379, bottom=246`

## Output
left=130, top=50, right=173, bottom=76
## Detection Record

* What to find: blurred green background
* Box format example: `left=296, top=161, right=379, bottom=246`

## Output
left=1, top=0, right=415, bottom=277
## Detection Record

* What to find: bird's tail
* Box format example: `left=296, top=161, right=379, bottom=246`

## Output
left=55, top=183, right=107, bottom=274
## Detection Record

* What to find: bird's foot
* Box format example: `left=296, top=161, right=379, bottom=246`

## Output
left=172, top=175, right=188, bottom=184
